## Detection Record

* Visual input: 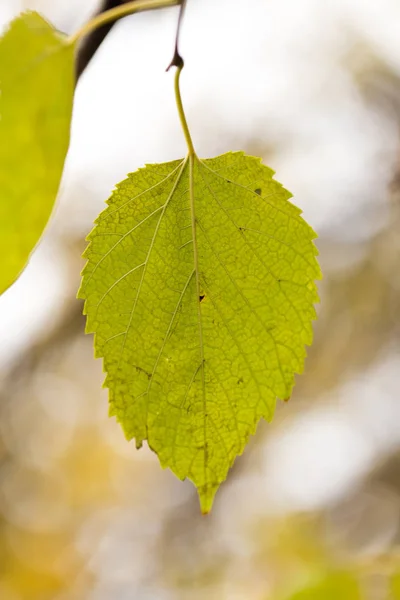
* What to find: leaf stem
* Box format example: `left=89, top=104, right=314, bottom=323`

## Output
left=174, top=64, right=195, bottom=156
left=68, top=0, right=179, bottom=45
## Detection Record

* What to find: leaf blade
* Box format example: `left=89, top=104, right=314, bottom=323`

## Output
left=0, top=12, right=75, bottom=293
left=79, top=151, right=320, bottom=512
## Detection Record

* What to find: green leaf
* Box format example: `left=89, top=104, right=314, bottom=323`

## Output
left=286, top=572, right=361, bottom=600
left=0, top=12, right=75, bottom=294
left=79, top=151, right=320, bottom=512
left=391, top=573, right=400, bottom=599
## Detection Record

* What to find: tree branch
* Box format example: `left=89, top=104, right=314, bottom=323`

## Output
left=76, top=0, right=131, bottom=80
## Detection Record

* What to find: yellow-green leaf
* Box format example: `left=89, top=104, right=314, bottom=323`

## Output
left=286, top=572, right=361, bottom=600
left=79, top=152, right=320, bottom=512
left=391, top=573, right=400, bottom=599
left=0, top=11, right=75, bottom=293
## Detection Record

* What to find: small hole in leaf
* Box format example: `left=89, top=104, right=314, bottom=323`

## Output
left=255, top=188, right=262, bottom=195
left=199, top=294, right=205, bottom=302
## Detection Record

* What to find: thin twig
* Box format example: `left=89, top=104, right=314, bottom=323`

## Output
left=76, top=0, right=130, bottom=80
left=69, top=0, right=178, bottom=47
left=166, top=0, right=186, bottom=70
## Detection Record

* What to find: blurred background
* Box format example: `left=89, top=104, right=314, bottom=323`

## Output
left=1, top=0, right=400, bottom=597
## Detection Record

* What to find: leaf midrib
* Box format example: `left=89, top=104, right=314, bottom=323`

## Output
left=191, top=154, right=208, bottom=490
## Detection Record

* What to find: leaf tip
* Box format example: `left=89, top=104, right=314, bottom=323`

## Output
left=198, top=483, right=218, bottom=515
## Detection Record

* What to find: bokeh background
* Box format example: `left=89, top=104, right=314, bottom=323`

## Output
left=1, top=0, right=400, bottom=598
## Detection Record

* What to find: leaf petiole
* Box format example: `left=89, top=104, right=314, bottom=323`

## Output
left=166, top=0, right=195, bottom=157
left=173, top=64, right=195, bottom=156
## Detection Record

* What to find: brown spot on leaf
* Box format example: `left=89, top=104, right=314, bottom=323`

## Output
left=134, top=365, right=152, bottom=380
